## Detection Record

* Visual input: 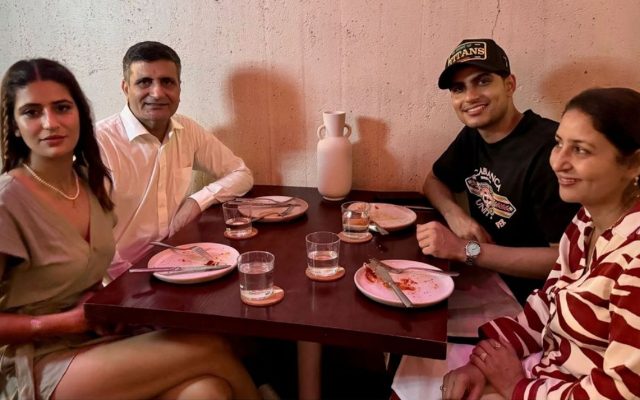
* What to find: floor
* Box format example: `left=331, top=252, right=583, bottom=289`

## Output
left=243, top=338, right=392, bottom=399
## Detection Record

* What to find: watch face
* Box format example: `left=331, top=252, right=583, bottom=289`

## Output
left=466, top=241, right=481, bottom=256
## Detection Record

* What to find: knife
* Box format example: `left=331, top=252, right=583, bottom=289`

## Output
left=129, top=265, right=232, bottom=275
left=228, top=202, right=301, bottom=208
left=367, top=260, right=414, bottom=308
left=403, top=205, right=435, bottom=211
left=371, top=257, right=459, bottom=277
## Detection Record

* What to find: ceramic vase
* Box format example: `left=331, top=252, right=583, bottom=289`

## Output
left=316, top=111, right=352, bottom=200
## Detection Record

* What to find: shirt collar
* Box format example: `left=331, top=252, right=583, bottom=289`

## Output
left=119, top=105, right=184, bottom=142
left=585, top=200, right=640, bottom=239
left=611, top=200, right=640, bottom=238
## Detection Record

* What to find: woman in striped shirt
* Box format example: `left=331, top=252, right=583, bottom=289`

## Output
left=442, top=87, right=640, bottom=400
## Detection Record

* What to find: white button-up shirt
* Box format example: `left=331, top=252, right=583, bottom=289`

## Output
left=96, top=106, right=253, bottom=278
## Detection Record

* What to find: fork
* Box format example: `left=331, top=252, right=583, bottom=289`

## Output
left=368, top=258, right=459, bottom=277
left=251, top=204, right=295, bottom=222
left=232, top=196, right=294, bottom=205
left=149, top=241, right=214, bottom=262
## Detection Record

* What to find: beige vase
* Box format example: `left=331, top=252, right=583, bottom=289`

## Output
left=316, top=111, right=352, bottom=201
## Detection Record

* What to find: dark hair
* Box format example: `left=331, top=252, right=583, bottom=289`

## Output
left=563, top=87, right=640, bottom=157
left=1, top=58, right=114, bottom=211
left=122, top=41, right=181, bottom=82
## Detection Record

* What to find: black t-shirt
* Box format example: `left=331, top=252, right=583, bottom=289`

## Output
left=433, top=110, right=579, bottom=303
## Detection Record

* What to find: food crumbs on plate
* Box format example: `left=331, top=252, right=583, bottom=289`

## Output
left=397, top=278, right=417, bottom=292
left=364, top=264, right=377, bottom=283
left=363, top=263, right=416, bottom=292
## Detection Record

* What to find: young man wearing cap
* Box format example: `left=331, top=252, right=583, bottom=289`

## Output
left=390, top=38, right=579, bottom=400
left=417, top=39, right=578, bottom=304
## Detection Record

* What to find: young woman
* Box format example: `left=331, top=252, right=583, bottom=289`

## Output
left=0, top=59, right=259, bottom=400
left=439, top=87, right=640, bottom=399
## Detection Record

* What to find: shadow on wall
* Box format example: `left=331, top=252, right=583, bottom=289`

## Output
left=539, top=56, right=640, bottom=113
left=190, top=66, right=303, bottom=192
left=352, top=116, right=400, bottom=190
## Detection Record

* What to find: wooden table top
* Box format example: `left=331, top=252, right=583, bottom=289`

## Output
left=85, top=185, right=449, bottom=359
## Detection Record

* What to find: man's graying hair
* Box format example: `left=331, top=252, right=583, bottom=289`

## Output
left=122, top=41, right=181, bottom=81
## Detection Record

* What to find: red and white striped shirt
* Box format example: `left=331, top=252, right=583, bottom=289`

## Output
left=480, top=203, right=640, bottom=399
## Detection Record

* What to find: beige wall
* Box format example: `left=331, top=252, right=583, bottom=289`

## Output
left=2, top=0, right=639, bottom=192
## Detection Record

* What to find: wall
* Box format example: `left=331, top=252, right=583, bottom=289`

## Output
left=2, top=0, right=639, bottom=192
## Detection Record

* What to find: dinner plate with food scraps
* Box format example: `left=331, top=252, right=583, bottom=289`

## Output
left=241, top=196, right=309, bottom=222
left=354, top=259, right=454, bottom=307
left=147, top=242, right=239, bottom=284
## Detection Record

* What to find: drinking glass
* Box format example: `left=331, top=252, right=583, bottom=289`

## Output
left=305, top=231, right=340, bottom=277
left=222, top=201, right=253, bottom=238
left=341, top=201, right=370, bottom=240
left=238, top=251, right=275, bottom=301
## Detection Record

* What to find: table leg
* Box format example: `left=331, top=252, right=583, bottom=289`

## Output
left=297, top=341, right=321, bottom=400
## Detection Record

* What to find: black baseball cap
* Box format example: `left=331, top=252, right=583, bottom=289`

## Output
left=438, top=39, right=510, bottom=89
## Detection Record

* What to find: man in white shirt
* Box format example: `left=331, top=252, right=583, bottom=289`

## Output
left=97, top=41, right=253, bottom=279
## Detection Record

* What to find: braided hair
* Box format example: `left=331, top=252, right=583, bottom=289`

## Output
left=0, top=59, right=114, bottom=211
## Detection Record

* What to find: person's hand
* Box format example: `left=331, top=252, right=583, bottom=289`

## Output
left=470, top=336, right=525, bottom=399
left=441, top=362, right=486, bottom=400
left=169, top=198, right=202, bottom=236
left=65, top=291, right=124, bottom=337
left=444, top=211, right=493, bottom=243
left=416, top=221, right=468, bottom=261
left=58, top=300, right=91, bottom=334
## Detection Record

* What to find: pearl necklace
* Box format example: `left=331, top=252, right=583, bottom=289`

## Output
left=23, top=164, right=80, bottom=201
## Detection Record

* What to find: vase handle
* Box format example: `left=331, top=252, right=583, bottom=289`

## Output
left=343, top=123, right=352, bottom=138
left=317, top=125, right=327, bottom=139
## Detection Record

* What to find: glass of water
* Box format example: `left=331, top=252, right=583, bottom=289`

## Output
left=305, top=231, right=340, bottom=277
left=223, top=201, right=253, bottom=238
left=341, top=201, right=370, bottom=240
left=238, top=251, right=275, bottom=301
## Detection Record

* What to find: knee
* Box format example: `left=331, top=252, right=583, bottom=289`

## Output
left=195, top=376, right=233, bottom=400
left=167, top=376, right=233, bottom=400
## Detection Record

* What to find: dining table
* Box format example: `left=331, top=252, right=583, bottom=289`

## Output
left=85, top=185, right=452, bottom=397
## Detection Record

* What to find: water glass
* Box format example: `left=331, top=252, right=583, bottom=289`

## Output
left=238, top=251, right=275, bottom=301
left=341, top=201, right=370, bottom=240
left=305, top=231, right=340, bottom=277
left=222, top=201, right=253, bottom=238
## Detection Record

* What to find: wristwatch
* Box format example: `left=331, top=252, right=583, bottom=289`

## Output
left=464, top=241, right=481, bottom=265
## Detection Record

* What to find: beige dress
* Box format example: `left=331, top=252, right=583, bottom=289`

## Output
left=0, top=174, right=115, bottom=400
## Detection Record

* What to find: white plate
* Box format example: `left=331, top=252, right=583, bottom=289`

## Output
left=245, top=196, right=309, bottom=222
left=148, top=242, right=239, bottom=284
left=369, top=203, right=417, bottom=231
left=354, top=259, right=454, bottom=308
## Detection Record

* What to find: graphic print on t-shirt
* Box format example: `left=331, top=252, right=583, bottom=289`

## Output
left=465, top=167, right=516, bottom=229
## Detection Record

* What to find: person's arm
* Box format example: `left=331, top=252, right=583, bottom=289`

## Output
left=422, top=167, right=558, bottom=277
left=417, top=219, right=557, bottom=278
left=504, top=260, right=640, bottom=400
left=169, top=117, right=254, bottom=234
left=0, top=253, right=91, bottom=345
left=423, top=170, right=492, bottom=243
left=470, top=243, right=558, bottom=278
left=188, top=120, right=253, bottom=210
